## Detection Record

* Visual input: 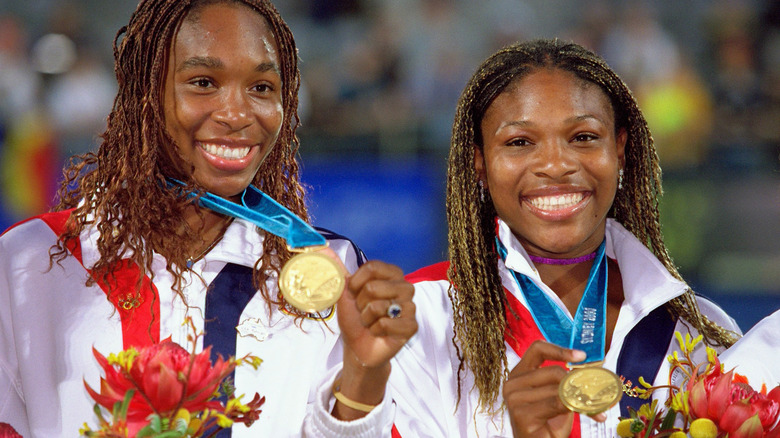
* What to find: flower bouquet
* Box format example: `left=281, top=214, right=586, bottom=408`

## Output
left=618, top=332, right=780, bottom=438
left=80, top=318, right=264, bottom=437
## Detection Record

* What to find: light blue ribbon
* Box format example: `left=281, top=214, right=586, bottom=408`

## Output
left=168, top=179, right=326, bottom=249
left=497, top=238, right=608, bottom=365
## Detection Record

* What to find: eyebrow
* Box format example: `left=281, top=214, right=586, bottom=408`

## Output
left=176, top=56, right=281, bottom=76
left=497, top=114, right=606, bottom=131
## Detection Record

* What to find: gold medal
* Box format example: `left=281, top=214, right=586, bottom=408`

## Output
left=558, top=364, right=622, bottom=415
left=279, top=249, right=345, bottom=313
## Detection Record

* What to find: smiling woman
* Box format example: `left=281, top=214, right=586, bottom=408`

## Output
left=307, top=39, right=743, bottom=438
left=163, top=3, right=284, bottom=200
left=0, top=0, right=416, bottom=437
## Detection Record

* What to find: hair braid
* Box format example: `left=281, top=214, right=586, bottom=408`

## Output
left=446, top=39, right=738, bottom=414
left=51, top=0, right=310, bottom=316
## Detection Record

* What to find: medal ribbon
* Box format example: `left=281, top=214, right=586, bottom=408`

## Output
left=496, top=238, right=608, bottom=365
left=168, top=179, right=325, bottom=249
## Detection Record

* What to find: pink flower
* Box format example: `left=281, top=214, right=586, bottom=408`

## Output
left=0, top=423, right=22, bottom=438
left=85, top=340, right=235, bottom=432
left=687, top=358, right=780, bottom=438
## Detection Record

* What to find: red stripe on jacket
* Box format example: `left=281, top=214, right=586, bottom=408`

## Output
left=405, top=261, right=581, bottom=438
left=29, top=209, right=160, bottom=348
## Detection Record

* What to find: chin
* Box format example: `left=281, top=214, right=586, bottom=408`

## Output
left=194, top=173, right=254, bottom=197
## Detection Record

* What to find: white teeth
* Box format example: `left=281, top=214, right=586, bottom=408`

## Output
left=201, top=142, right=250, bottom=159
left=528, top=193, right=584, bottom=211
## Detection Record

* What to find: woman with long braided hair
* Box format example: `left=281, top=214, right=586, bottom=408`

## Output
left=0, top=0, right=416, bottom=436
left=310, top=39, right=740, bottom=437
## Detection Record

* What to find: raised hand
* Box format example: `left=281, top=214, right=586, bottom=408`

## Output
left=333, top=260, right=417, bottom=420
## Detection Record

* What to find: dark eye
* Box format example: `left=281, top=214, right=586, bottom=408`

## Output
left=573, top=133, right=598, bottom=142
left=192, top=78, right=213, bottom=88
left=507, top=137, right=531, bottom=147
left=252, top=83, right=274, bottom=93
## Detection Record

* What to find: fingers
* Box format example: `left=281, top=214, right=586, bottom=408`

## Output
left=339, top=260, right=417, bottom=334
left=348, top=260, right=405, bottom=293
left=503, top=341, right=584, bottom=438
left=509, top=340, right=586, bottom=376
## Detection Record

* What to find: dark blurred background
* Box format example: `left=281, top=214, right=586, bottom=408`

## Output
left=0, top=0, right=778, bottom=330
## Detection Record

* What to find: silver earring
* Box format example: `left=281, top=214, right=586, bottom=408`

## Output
left=478, top=180, right=486, bottom=202
left=618, top=169, right=624, bottom=190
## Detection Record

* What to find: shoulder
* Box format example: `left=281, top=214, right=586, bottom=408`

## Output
left=405, top=261, right=450, bottom=284
left=315, top=227, right=367, bottom=273
left=1, top=211, right=72, bottom=246
left=719, top=310, right=780, bottom=386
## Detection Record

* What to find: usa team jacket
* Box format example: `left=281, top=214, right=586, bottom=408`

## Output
left=720, top=309, right=780, bottom=389
left=0, top=210, right=365, bottom=437
left=306, top=218, right=741, bottom=437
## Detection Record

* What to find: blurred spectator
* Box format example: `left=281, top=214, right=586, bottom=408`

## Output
left=44, top=47, right=116, bottom=156
left=704, top=0, right=768, bottom=172
left=0, top=14, right=40, bottom=131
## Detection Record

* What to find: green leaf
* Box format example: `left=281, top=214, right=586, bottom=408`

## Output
left=117, top=388, right=136, bottom=420
left=136, top=425, right=157, bottom=437
left=153, top=431, right=187, bottom=438
left=659, top=408, right=677, bottom=431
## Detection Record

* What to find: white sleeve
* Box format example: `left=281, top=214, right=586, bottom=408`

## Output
left=720, top=310, right=780, bottom=388
left=0, top=229, right=30, bottom=436
left=303, top=366, right=395, bottom=437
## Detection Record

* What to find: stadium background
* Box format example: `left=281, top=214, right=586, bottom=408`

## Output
left=0, top=0, right=778, bottom=330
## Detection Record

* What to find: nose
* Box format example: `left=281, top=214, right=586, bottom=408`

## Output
left=531, top=138, right=578, bottom=180
left=212, top=87, right=252, bottom=131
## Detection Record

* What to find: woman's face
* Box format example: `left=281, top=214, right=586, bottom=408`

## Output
left=475, top=68, right=626, bottom=258
left=163, top=2, right=284, bottom=200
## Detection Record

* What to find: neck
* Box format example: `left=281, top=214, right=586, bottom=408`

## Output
left=537, top=261, right=594, bottom=316
left=529, top=251, right=598, bottom=265
left=183, top=206, right=232, bottom=254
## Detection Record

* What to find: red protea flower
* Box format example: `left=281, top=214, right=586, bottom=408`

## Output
left=687, top=358, right=780, bottom=438
left=0, top=423, right=22, bottom=438
left=85, top=340, right=235, bottom=433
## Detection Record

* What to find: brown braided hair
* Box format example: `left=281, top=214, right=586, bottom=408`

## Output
left=446, top=38, right=738, bottom=413
left=51, top=0, right=308, bottom=314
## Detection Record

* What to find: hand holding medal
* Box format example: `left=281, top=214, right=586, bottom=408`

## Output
left=499, top=239, right=620, bottom=437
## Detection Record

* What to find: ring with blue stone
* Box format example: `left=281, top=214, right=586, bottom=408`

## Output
left=387, top=301, right=402, bottom=319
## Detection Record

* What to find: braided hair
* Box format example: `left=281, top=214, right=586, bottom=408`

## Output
left=446, top=38, right=738, bottom=413
left=52, top=0, right=306, bottom=313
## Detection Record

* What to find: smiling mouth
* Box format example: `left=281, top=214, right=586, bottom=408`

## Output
left=527, top=193, right=585, bottom=211
left=200, top=142, right=251, bottom=160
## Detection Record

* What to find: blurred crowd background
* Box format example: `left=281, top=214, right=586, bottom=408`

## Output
left=0, top=0, right=778, bottom=330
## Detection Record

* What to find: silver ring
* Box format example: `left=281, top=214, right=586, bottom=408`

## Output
left=387, top=302, right=402, bottom=319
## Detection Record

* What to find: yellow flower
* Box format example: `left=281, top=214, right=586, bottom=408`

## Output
left=689, top=418, right=717, bottom=438
left=215, top=413, right=234, bottom=428
left=669, top=431, right=687, bottom=438
left=106, top=347, right=138, bottom=370
left=188, top=418, right=202, bottom=434
left=174, top=408, right=190, bottom=424
left=616, top=419, right=634, bottom=437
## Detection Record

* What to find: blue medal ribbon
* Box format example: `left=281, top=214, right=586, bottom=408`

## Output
left=167, top=179, right=326, bottom=249
left=497, top=238, right=608, bottom=365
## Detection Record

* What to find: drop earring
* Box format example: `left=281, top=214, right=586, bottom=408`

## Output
left=478, top=180, right=486, bottom=203
left=618, top=169, right=624, bottom=190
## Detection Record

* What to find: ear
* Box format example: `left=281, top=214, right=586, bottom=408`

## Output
left=616, top=128, right=627, bottom=170
left=473, top=143, right=487, bottom=187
